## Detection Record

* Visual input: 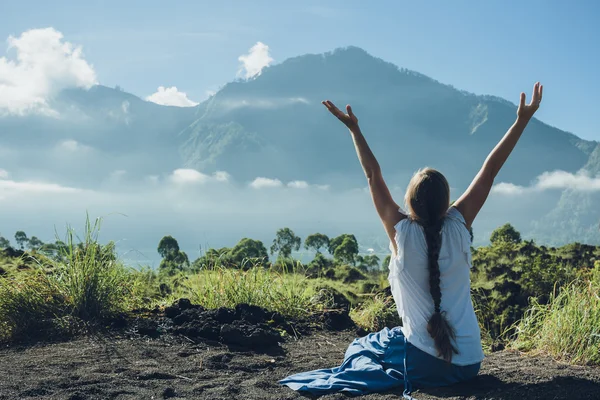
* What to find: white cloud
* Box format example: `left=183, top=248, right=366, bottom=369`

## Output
left=250, top=177, right=283, bottom=189
left=145, top=86, right=198, bottom=107
left=0, top=169, right=8, bottom=179
left=169, top=169, right=229, bottom=185
left=237, top=42, right=274, bottom=79
left=288, top=180, right=309, bottom=189
left=219, top=97, right=309, bottom=112
left=170, top=169, right=210, bottom=184
left=121, top=101, right=130, bottom=114
left=491, top=182, right=526, bottom=195
left=0, top=28, right=97, bottom=115
left=214, top=171, right=230, bottom=182
left=536, top=170, right=600, bottom=191
left=56, top=139, right=92, bottom=153
left=492, top=170, right=600, bottom=195
left=0, top=179, right=82, bottom=194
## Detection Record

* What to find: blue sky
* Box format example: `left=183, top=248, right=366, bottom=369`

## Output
left=0, top=0, right=598, bottom=140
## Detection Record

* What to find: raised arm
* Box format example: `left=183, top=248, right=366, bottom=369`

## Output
left=454, top=82, right=543, bottom=229
left=322, top=101, right=405, bottom=249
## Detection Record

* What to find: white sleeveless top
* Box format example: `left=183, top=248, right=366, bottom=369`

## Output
left=388, top=206, right=484, bottom=366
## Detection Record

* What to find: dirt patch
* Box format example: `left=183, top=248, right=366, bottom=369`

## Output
left=119, top=299, right=354, bottom=353
left=0, top=330, right=599, bottom=399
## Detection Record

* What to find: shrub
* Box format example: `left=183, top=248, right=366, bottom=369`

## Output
left=172, top=265, right=315, bottom=319
left=350, top=293, right=401, bottom=332
left=512, top=275, right=600, bottom=365
left=0, top=216, right=140, bottom=341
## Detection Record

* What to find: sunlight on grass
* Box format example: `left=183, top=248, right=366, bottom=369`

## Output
left=0, top=216, right=140, bottom=341
left=512, top=268, right=600, bottom=365
left=170, top=263, right=318, bottom=319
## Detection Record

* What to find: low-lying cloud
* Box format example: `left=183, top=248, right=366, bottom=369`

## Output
left=145, top=86, right=199, bottom=107
left=250, top=177, right=283, bottom=189
left=0, top=28, right=97, bottom=116
left=237, top=42, right=274, bottom=79
left=170, top=169, right=230, bottom=184
left=493, top=170, right=600, bottom=195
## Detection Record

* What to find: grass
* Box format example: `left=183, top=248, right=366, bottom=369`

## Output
left=511, top=266, right=600, bottom=365
left=0, top=216, right=140, bottom=341
left=350, top=292, right=401, bottom=331
left=167, top=262, right=318, bottom=319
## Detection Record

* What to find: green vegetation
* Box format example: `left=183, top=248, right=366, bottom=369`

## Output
left=471, top=223, right=598, bottom=340
left=0, top=218, right=141, bottom=341
left=1, top=219, right=599, bottom=366
left=511, top=271, right=600, bottom=365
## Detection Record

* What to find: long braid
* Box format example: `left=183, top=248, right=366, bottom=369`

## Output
left=424, top=222, right=443, bottom=313
left=423, top=220, right=458, bottom=362
left=406, top=168, right=458, bottom=363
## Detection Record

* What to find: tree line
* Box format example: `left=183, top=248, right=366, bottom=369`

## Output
left=156, top=228, right=382, bottom=276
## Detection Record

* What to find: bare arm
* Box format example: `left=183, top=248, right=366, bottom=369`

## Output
left=322, top=101, right=405, bottom=249
left=455, top=82, right=543, bottom=228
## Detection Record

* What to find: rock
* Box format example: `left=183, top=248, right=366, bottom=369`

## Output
left=136, top=319, right=160, bottom=338
left=220, top=320, right=281, bottom=350
left=206, top=307, right=235, bottom=324
left=162, top=387, right=176, bottom=399
left=235, top=304, right=269, bottom=324
left=321, top=310, right=355, bottom=331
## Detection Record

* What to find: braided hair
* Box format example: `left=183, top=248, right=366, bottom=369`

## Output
left=405, top=168, right=458, bottom=362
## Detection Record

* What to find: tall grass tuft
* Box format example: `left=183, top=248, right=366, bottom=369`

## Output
left=512, top=272, right=600, bottom=365
left=171, top=261, right=316, bottom=319
left=0, top=216, right=139, bottom=341
left=57, top=216, right=134, bottom=320
left=350, top=293, right=401, bottom=332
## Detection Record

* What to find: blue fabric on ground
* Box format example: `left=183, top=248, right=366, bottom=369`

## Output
left=279, top=327, right=480, bottom=396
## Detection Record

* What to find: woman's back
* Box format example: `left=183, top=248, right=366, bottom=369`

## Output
left=388, top=207, right=484, bottom=366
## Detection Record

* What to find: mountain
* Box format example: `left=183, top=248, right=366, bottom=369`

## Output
left=0, top=46, right=597, bottom=245
left=0, top=85, right=196, bottom=186
left=179, top=46, right=595, bottom=191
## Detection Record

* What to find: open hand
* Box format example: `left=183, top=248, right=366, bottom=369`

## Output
left=322, top=100, right=359, bottom=130
left=517, top=82, right=543, bottom=120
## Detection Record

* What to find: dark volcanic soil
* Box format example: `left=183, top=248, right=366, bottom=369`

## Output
left=1, top=329, right=600, bottom=400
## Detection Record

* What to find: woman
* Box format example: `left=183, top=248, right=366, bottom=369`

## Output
left=281, top=83, right=543, bottom=398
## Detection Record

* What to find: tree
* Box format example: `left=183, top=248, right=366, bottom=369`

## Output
left=305, top=233, right=330, bottom=254
left=382, top=255, right=391, bottom=270
left=332, top=236, right=359, bottom=265
left=357, top=254, right=380, bottom=271
left=157, top=236, right=180, bottom=259
left=0, top=236, right=9, bottom=249
left=490, top=223, right=522, bottom=245
left=329, top=234, right=359, bottom=265
left=192, top=247, right=232, bottom=270
left=271, top=228, right=301, bottom=259
left=14, top=231, right=28, bottom=250
left=27, top=236, right=44, bottom=251
left=157, top=236, right=190, bottom=275
left=230, top=238, right=269, bottom=267
left=308, top=252, right=334, bottom=272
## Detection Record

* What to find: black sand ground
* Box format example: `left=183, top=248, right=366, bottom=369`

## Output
left=1, top=329, right=600, bottom=400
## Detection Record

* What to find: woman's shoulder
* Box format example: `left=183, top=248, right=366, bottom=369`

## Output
left=446, top=206, right=467, bottom=225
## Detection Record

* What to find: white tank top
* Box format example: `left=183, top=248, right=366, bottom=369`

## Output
left=388, top=206, right=484, bottom=366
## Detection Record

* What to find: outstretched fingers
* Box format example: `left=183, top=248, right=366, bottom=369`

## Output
left=519, top=92, right=526, bottom=109
left=322, top=100, right=344, bottom=119
left=530, top=82, right=541, bottom=106
left=346, top=105, right=355, bottom=118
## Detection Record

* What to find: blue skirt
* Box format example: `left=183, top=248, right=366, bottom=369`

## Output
left=280, top=327, right=480, bottom=398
